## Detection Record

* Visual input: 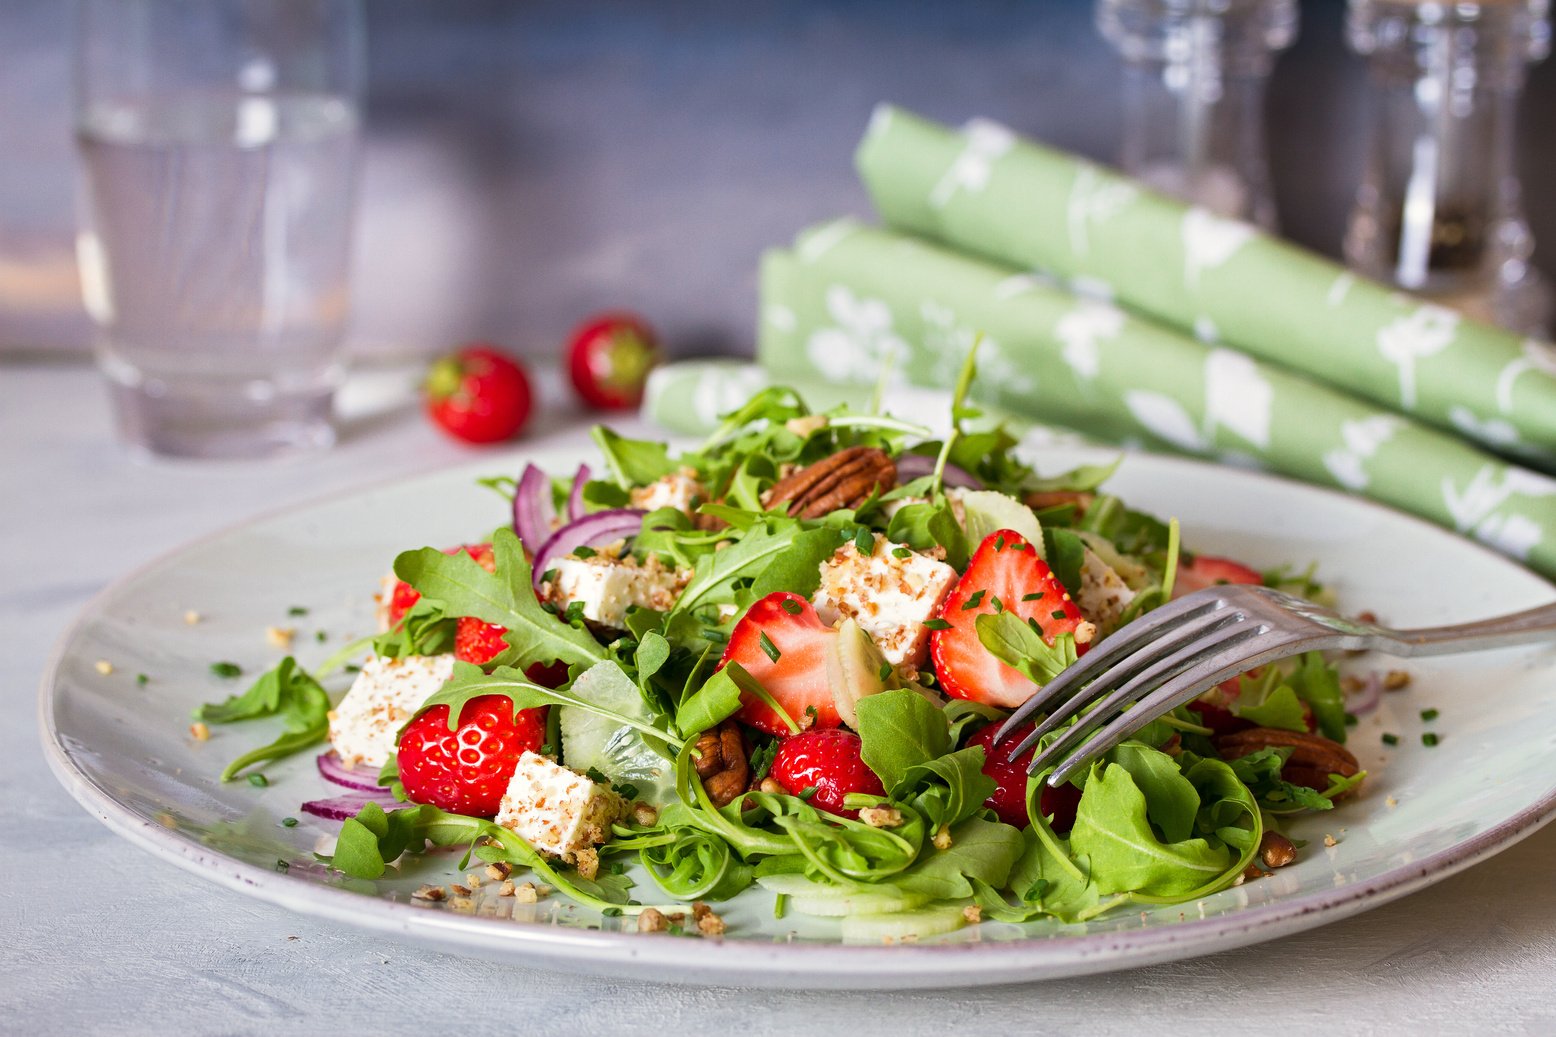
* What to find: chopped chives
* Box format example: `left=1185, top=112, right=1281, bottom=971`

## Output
left=759, top=631, right=781, bottom=663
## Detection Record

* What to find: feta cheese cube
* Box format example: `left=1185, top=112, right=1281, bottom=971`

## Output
left=812, top=533, right=957, bottom=672
left=1076, top=548, right=1137, bottom=634
left=328, top=653, right=455, bottom=769
left=548, top=553, right=690, bottom=628
left=495, top=751, right=626, bottom=860
left=629, top=467, right=707, bottom=517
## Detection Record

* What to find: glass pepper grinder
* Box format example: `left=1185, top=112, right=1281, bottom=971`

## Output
left=1096, top=0, right=1298, bottom=229
left=1345, top=0, right=1552, bottom=336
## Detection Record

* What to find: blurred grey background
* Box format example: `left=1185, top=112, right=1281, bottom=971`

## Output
left=3, top=0, right=1553, bottom=364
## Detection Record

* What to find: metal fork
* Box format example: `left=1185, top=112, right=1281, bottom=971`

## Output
left=997, top=584, right=1556, bottom=787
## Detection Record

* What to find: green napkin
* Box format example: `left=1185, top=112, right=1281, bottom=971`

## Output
left=854, top=105, right=1556, bottom=467
left=730, top=218, right=1556, bottom=579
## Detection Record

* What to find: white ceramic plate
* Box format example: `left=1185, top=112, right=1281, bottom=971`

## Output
left=41, top=442, right=1556, bottom=988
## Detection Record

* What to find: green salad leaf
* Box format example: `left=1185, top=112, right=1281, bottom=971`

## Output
left=855, top=688, right=953, bottom=792
left=591, top=426, right=678, bottom=487
left=393, top=528, right=606, bottom=672
left=976, top=610, right=1078, bottom=686
left=195, top=656, right=331, bottom=781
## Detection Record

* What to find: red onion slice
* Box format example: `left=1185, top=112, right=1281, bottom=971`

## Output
left=1347, top=671, right=1383, bottom=717
left=530, top=508, right=646, bottom=591
left=567, top=463, right=592, bottom=522
left=512, top=463, right=556, bottom=552
left=300, top=790, right=406, bottom=822
left=316, top=752, right=386, bottom=792
left=895, top=453, right=982, bottom=490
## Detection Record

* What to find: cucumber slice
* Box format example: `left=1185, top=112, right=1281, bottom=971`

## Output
left=841, top=904, right=969, bottom=942
left=788, top=890, right=930, bottom=917
left=756, top=874, right=931, bottom=916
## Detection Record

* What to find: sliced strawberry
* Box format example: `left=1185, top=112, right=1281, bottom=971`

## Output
left=455, top=615, right=509, bottom=665
left=721, top=591, right=839, bottom=738
left=1172, top=554, right=1263, bottom=599
left=385, top=542, right=498, bottom=628
left=769, top=728, right=884, bottom=819
left=966, top=720, right=1082, bottom=832
left=929, top=530, right=1088, bottom=709
left=396, top=695, right=547, bottom=817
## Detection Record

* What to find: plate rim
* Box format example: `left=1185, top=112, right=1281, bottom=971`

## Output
left=38, top=444, right=1556, bottom=987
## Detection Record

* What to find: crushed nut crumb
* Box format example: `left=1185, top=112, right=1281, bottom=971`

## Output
left=696, top=908, right=727, bottom=936
left=498, top=880, right=517, bottom=897
left=1383, top=670, right=1411, bottom=691
left=485, top=862, right=512, bottom=880
left=450, top=896, right=475, bottom=913
left=1243, top=864, right=1267, bottom=881
left=858, top=806, right=904, bottom=828
left=265, top=625, right=296, bottom=649
left=1323, top=834, right=1338, bottom=848
left=183, top=610, right=202, bottom=625
left=449, top=884, right=472, bottom=897
left=1341, top=675, right=1366, bottom=694
left=632, top=802, right=659, bottom=827
left=513, top=882, right=539, bottom=904
left=637, top=907, right=669, bottom=933
left=759, top=777, right=785, bottom=795
left=574, top=848, right=600, bottom=882
left=1385, top=796, right=1399, bottom=809
left=465, top=873, right=483, bottom=888
left=94, top=660, right=114, bottom=676
left=189, top=722, right=210, bottom=742
left=962, top=904, right=982, bottom=924
left=932, top=826, right=953, bottom=850
left=691, top=901, right=713, bottom=920
left=411, top=885, right=445, bottom=902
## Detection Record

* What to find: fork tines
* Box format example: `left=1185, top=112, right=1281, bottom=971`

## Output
left=995, top=586, right=1290, bottom=788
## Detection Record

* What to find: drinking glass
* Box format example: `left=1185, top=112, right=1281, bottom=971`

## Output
left=75, top=0, right=364, bottom=459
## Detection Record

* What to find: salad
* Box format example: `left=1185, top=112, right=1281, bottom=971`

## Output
left=199, top=364, right=1364, bottom=941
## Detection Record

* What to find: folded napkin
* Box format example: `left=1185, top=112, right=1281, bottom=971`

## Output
left=854, top=105, right=1556, bottom=467
left=712, top=218, right=1556, bottom=579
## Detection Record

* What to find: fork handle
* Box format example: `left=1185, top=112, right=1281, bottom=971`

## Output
left=1375, top=599, right=1556, bottom=656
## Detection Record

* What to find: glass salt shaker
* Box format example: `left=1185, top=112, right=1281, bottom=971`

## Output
left=1096, top=0, right=1298, bottom=229
left=1345, top=0, right=1552, bottom=336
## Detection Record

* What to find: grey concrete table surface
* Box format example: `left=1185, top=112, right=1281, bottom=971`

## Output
left=5, top=363, right=1556, bottom=1035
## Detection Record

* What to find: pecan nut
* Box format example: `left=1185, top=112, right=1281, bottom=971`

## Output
left=1215, top=727, right=1361, bottom=795
left=692, top=719, right=749, bottom=808
left=765, top=446, right=896, bottom=519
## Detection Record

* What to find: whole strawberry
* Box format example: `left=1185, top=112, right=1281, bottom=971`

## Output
left=424, top=344, right=533, bottom=445
left=966, top=720, right=1081, bottom=832
left=769, top=728, right=885, bottom=819
left=397, top=695, right=547, bottom=817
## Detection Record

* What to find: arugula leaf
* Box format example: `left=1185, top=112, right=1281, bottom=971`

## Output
left=999, top=827, right=1117, bottom=922
left=673, top=523, right=800, bottom=615
left=1041, top=527, right=1087, bottom=598
left=673, top=665, right=746, bottom=738
left=885, top=500, right=969, bottom=572
left=943, top=699, right=1006, bottom=742
left=1068, top=762, right=1231, bottom=897
left=749, top=525, right=845, bottom=600
left=1289, top=651, right=1348, bottom=742
left=898, top=746, right=996, bottom=831
left=975, top=611, right=1078, bottom=686
left=195, top=656, right=331, bottom=781
left=420, top=661, right=683, bottom=750
left=855, top=688, right=953, bottom=792
left=581, top=478, right=631, bottom=510
left=590, top=426, right=677, bottom=488
left=1230, top=677, right=1310, bottom=733
left=393, top=528, right=605, bottom=671
left=1103, top=742, right=1200, bottom=845
left=893, top=816, right=1024, bottom=900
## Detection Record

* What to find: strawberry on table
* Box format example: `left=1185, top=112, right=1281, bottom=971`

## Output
left=397, top=695, right=548, bottom=817
left=930, top=529, right=1090, bottom=709
left=966, top=720, right=1081, bottom=832
left=769, top=728, right=885, bottom=819
left=424, top=344, right=534, bottom=445
left=722, top=591, right=840, bottom=737
left=1172, top=554, right=1263, bottom=598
